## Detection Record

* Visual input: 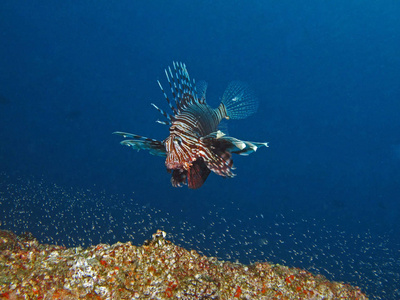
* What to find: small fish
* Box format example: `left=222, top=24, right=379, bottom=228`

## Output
left=114, top=62, right=268, bottom=189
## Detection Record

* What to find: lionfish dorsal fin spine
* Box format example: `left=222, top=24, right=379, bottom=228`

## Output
left=174, top=62, right=202, bottom=111
left=192, top=78, right=198, bottom=102
left=157, top=80, right=178, bottom=115
left=156, top=120, right=171, bottom=125
left=174, top=61, right=192, bottom=108
left=166, top=66, right=182, bottom=111
left=151, top=103, right=173, bottom=125
left=173, top=62, right=186, bottom=109
left=156, top=62, right=211, bottom=119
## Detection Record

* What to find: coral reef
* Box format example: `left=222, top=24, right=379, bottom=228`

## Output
left=0, top=229, right=367, bottom=299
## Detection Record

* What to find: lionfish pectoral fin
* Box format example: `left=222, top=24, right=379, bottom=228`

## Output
left=187, top=158, right=211, bottom=189
left=232, top=141, right=269, bottom=155
left=202, top=130, right=226, bottom=140
left=170, top=169, right=187, bottom=187
left=113, top=131, right=167, bottom=157
left=222, top=137, right=268, bottom=155
left=204, top=131, right=268, bottom=156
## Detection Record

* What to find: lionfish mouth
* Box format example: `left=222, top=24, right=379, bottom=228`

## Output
left=165, top=157, right=194, bottom=171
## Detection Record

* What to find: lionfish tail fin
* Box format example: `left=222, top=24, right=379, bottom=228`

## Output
left=221, top=81, right=258, bottom=119
left=113, top=131, right=167, bottom=157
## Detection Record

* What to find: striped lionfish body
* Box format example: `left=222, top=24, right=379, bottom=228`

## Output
left=114, top=62, right=268, bottom=189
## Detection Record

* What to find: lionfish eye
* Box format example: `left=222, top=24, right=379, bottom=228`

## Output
left=173, top=136, right=182, bottom=145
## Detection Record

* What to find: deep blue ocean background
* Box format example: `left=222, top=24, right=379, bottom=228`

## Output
left=1, top=1, right=399, bottom=298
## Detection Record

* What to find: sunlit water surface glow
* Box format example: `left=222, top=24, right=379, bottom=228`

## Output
left=0, top=173, right=399, bottom=299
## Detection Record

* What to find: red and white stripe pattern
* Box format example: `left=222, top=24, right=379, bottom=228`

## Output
left=114, top=62, right=268, bottom=189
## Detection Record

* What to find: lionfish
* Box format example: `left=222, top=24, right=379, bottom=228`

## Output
left=114, top=62, right=268, bottom=189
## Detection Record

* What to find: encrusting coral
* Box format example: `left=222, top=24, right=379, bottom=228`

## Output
left=0, top=229, right=367, bottom=299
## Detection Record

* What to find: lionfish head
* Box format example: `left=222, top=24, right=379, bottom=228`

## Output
left=164, top=132, right=193, bottom=171
left=165, top=130, right=213, bottom=189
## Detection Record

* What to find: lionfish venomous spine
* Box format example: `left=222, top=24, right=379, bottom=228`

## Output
left=114, top=62, right=268, bottom=189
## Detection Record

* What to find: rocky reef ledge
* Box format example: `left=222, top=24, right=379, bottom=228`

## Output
left=0, top=229, right=367, bottom=299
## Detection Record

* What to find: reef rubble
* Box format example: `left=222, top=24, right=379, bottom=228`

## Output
left=0, top=229, right=367, bottom=299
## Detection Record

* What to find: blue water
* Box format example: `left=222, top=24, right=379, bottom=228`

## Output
left=1, top=1, right=399, bottom=298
